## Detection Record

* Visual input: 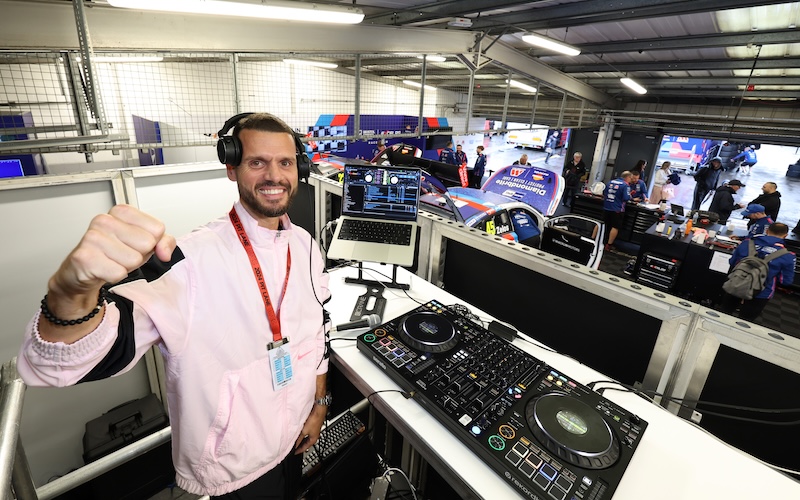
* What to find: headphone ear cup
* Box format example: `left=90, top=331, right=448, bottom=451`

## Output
left=294, top=134, right=311, bottom=181
left=217, top=136, right=242, bottom=166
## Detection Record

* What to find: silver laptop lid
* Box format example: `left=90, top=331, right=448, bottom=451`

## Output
left=341, top=164, right=421, bottom=222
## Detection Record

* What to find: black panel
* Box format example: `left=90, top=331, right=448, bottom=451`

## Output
left=441, top=240, right=661, bottom=387
left=614, top=132, right=660, bottom=183
left=288, top=181, right=315, bottom=236
left=566, top=128, right=599, bottom=169
left=696, top=345, right=800, bottom=479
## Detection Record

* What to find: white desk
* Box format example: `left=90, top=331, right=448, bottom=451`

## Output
left=327, top=263, right=800, bottom=499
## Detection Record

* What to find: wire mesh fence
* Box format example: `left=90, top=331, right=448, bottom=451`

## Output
left=1, top=48, right=593, bottom=173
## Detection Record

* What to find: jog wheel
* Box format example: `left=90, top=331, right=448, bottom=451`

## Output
left=526, top=392, right=619, bottom=470
left=398, top=311, right=458, bottom=353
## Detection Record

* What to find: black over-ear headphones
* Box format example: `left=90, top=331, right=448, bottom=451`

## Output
left=216, top=112, right=311, bottom=181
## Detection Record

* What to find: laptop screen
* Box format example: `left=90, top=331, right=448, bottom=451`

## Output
left=670, top=203, right=684, bottom=216
left=342, top=165, right=421, bottom=222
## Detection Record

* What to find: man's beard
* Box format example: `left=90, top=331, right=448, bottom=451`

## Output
left=239, top=181, right=296, bottom=219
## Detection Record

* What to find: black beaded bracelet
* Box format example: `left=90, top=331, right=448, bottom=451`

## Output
left=40, top=288, right=107, bottom=326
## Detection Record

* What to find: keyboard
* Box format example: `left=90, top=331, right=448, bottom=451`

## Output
left=338, top=219, right=413, bottom=245
left=302, top=410, right=366, bottom=477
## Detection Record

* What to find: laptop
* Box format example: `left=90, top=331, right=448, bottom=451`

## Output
left=326, top=164, right=421, bottom=267
left=670, top=203, right=685, bottom=216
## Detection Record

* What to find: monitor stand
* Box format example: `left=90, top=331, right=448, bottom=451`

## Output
left=345, top=262, right=410, bottom=290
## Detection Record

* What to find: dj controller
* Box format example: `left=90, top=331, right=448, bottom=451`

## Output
left=356, top=300, right=647, bottom=500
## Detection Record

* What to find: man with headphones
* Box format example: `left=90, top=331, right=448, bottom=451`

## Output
left=17, top=113, right=331, bottom=499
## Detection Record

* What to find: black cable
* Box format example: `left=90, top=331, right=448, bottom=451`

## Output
left=366, top=389, right=413, bottom=406
left=588, top=380, right=800, bottom=425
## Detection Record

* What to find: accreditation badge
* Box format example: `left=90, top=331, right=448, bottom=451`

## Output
left=267, top=338, right=293, bottom=390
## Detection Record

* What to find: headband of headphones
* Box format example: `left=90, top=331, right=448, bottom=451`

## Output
left=216, top=112, right=310, bottom=181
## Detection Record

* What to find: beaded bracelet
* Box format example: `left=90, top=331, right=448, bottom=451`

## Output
left=40, top=288, right=106, bottom=326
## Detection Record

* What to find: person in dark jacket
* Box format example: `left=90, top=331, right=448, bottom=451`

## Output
left=721, top=222, right=796, bottom=321
left=708, top=179, right=745, bottom=223
left=439, top=142, right=457, bottom=165
left=748, top=182, right=781, bottom=221
left=562, top=164, right=580, bottom=208
left=564, top=152, right=587, bottom=182
left=692, top=157, right=723, bottom=210
left=471, top=145, right=486, bottom=188
left=741, top=204, right=773, bottom=238
left=454, top=144, right=468, bottom=166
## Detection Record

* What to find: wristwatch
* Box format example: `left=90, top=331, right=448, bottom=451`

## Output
left=315, top=393, right=333, bottom=407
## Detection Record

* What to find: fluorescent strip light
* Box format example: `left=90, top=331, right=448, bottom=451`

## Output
left=620, top=77, right=647, bottom=95
left=94, top=56, right=164, bottom=63
left=522, top=33, right=581, bottom=56
left=283, top=59, right=338, bottom=69
left=403, top=80, right=437, bottom=91
left=506, top=79, right=537, bottom=93
left=417, top=55, right=447, bottom=63
left=107, top=0, right=364, bottom=24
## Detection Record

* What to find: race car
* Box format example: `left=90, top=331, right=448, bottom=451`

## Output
left=420, top=167, right=606, bottom=269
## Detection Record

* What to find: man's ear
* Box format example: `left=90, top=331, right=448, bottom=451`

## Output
left=226, top=164, right=237, bottom=181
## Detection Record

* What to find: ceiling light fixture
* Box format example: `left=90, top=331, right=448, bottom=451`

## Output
left=107, top=0, right=365, bottom=24
left=417, top=55, right=447, bottom=63
left=522, top=33, right=581, bottom=56
left=620, top=77, right=647, bottom=95
left=506, top=79, right=537, bottom=93
left=283, top=58, right=338, bottom=69
left=403, top=80, right=437, bottom=91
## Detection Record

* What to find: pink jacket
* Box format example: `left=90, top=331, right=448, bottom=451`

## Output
left=18, top=203, right=330, bottom=496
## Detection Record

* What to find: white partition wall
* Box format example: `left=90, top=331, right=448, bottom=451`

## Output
left=0, top=174, right=155, bottom=486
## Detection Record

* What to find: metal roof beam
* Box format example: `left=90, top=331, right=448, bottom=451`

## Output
left=585, top=77, right=800, bottom=86
left=364, top=0, right=536, bottom=26
left=633, top=89, right=800, bottom=98
left=572, top=29, right=799, bottom=55
left=560, top=57, right=800, bottom=73
left=469, top=0, right=790, bottom=32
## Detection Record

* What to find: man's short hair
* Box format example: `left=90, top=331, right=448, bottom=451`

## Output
left=233, top=113, right=294, bottom=140
left=456, top=144, right=462, bottom=149
left=446, top=141, right=453, bottom=147
left=765, top=182, right=777, bottom=190
left=477, top=145, right=484, bottom=152
left=574, top=152, right=582, bottom=158
left=629, top=169, right=640, bottom=177
left=621, top=170, right=632, bottom=179
left=768, top=222, right=789, bottom=237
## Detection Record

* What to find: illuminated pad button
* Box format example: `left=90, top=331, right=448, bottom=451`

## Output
left=525, top=455, right=543, bottom=470
left=374, top=329, right=388, bottom=337
left=512, top=442, right=529, bottom=458
left=540, top=463, right=558, bottom=481
left=378, top=338, right=392, bottom=346
left=363, top=334, right=377, bottom=343
left=498, top=425, right=515, bottom=439
left=488, top=435, right=506, bottom=451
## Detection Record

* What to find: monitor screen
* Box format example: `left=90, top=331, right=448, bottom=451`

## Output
left=0, top=159, right=24, bottom=179
left=341, top=165, right=421, bottom=221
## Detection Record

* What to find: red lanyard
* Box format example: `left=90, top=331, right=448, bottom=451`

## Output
left=229, top=207, right=291, bottom=342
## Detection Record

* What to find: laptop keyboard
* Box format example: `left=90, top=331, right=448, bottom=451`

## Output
left=339, top=219, right=413, bottom=245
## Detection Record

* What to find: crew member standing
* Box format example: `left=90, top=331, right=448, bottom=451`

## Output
left=708, top=179, right=745, bottom=224
left=18, top=113, right=331, bottom=499
left=692, top=157, right=723, bottom=210
left=721, top=223, right=795, bottom=321
left=472, top=145, right=486, bottom=188
left=454, top=144, right=467, bottom=166
left=603, top=171, right=633, bottom=250
left=748, top=182, right=781, bottom=221
left=439, top=141, right=457, bottom=165
left=742, top=204, right=774, bottom=238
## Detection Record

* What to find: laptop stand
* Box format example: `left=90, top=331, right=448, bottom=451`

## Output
left=345, top=262, right=410, bottom=290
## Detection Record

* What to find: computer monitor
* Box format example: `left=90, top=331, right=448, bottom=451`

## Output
left=0, top=159, right=24, bottom=178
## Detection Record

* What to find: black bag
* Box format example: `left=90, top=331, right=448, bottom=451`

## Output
left=667, top=172, right=681, bottom=185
